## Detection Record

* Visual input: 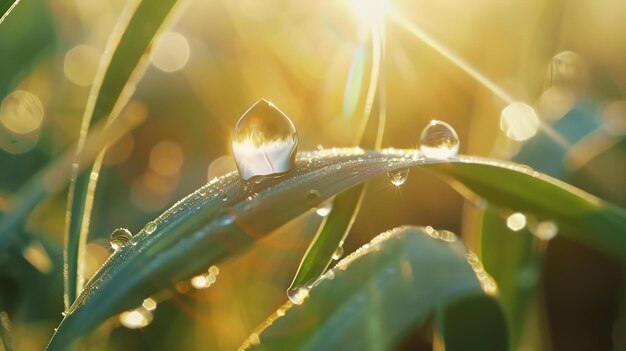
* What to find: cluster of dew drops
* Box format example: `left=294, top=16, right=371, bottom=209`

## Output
left=103, top=99, right=556, bottom=318
left=104, top=99, right=465, bottom=312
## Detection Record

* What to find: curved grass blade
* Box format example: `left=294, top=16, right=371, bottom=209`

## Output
left=0, top=0, right=19, bottom=24
left=243, top=226, right=506, bottom=351
left=47, top=150, right=626, bottom=350
left=289, top=22, right=386, bottom=291
left=478, top=205, right=541, bottom=349
left=423, top=158, right=626, bottom=257
left=0, top=106, right=146, bottom=251
left=63, top=0, right=188, bottom=310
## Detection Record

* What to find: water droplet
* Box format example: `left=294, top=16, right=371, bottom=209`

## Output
left=387, top=168, right=409, bottom=186
left=531, top=221, right=558, bottom=241
left=249, top=333, right=261, bottom=346
left=420, top=120, right=460, bottom=158
left=324, top=269, right=335, bottom=280
left=351, top=168, right=359, bottom=175
left=110, top=228, right=132, bottom=251
left=277, top=308, right=285, bottom=316
left=142, top=298, right=157, bottom=311
left=144, top=221, right=157, bottom=234
left=307, top=189, right=321, bottom=202
left=332, top=246, right=344, bottom=260
left=119, top=307, right=153, bottom=329
left=506, top=212, right=527, bottom=232
left=287, top=286, right=309, bottom=305
left=61, top=311, right=67, bottom=317
left=232, top=99, right=298, bottom=181
left=315, top=199, right=333, bottom=217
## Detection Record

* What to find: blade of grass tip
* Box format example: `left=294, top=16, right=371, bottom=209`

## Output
left=289, top=20, right=386, bottom=291
left=63, top=0, right=189, bottom=310
left=0, top=104, right=146, bottom=252
left=0, top=0, right=20, bottom=24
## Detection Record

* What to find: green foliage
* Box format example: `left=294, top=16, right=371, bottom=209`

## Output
left=64, top=0, right=187, bottom=308
left=251, top=226, right=507, bottom=351
left=47, top=150, right=625, bottom=349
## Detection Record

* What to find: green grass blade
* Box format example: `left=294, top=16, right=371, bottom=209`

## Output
left=246, top=226, right=506, bottom=350
left=479, top=205, right=541, bottom=349
left=437, top=294, right=508, bottom=351
left=289, top=25, right=386, bottom=290
left=0, top=0, right=19, bottom=24
left=63, top=0, right=187, bottom=310
left=46, top=150, right=625, bottom=350
left=423, top=158, right=626, bottom=256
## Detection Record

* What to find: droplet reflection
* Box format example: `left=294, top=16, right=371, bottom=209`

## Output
left=232, top=99, right=298, bottom=181
left=420, top=120, right=459, bottom=158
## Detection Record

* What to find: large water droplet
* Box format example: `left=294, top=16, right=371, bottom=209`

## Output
left=287, top=286, right=310, bottom=305
left=110, top=228, right=132, bottom=251
left=232, top=99, right=298, bottom=181
left=420, top=120, right=460, bottom=159
left=387, top=168, right=409, bottom=186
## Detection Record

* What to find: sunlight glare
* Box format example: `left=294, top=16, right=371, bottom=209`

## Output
left=347, top=0, right=389, bottom=26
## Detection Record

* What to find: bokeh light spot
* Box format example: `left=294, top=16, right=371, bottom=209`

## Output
left=500, top=102, right=540, bottom=141
left=150, top=31, right=190, bottom=73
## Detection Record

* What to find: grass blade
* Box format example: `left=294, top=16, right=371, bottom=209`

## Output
left=244, top=226, right=506, bottom=350
left=0, top=0, right=19, bottom=24
left=63, top=0, right=188, bottom=309
left=289, top=23, right=386, bottom=290
left=47, top=150, right=625, bottom=350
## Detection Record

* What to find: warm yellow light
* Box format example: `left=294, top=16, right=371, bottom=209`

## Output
left=64, top=45, right=101, bottom=87
left=150, top=31, right=190, bottom=73
left=346, top=0, right=389, bottom=26
left=500, top=102, right=540, bottom=141
left=0, top=90, right=44, bottom=134
left=506, top=212, right=527, bottom=232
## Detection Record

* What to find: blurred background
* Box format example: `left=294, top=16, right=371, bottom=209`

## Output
left=0, top=0, right=625, bottom=349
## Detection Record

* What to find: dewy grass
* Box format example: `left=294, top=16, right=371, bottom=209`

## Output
left=0, top=1, right=624, bottom=351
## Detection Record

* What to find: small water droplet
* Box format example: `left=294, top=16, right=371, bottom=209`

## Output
left=144, top=221, right=157, bottom=234
left=332, top=246, right=344, bottom=260
left=222, top=196, right=228, bottom=202
left=307, top=189, right=321, bottom=202
left=420, top=120, right=460, bottom=158
left=232, top=99, right=298, bottom=181
left=315, top=200, right=333, bottom=217
left=324, top=269, right=335, bottom=280
left=277, top=308, right=285, bottom=316
left=142, top=298, right=157, bottom=311
left=351, top=168, right=359, bottom=175
left=387, top=168, right=409, bottom=186
left=531, top=220, right=558, bottom=241
left=287, top=286, right=309, bottom=305
left=61, top=311, right=67, bottom=317
left=110, top=228, right=132, bottom=251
